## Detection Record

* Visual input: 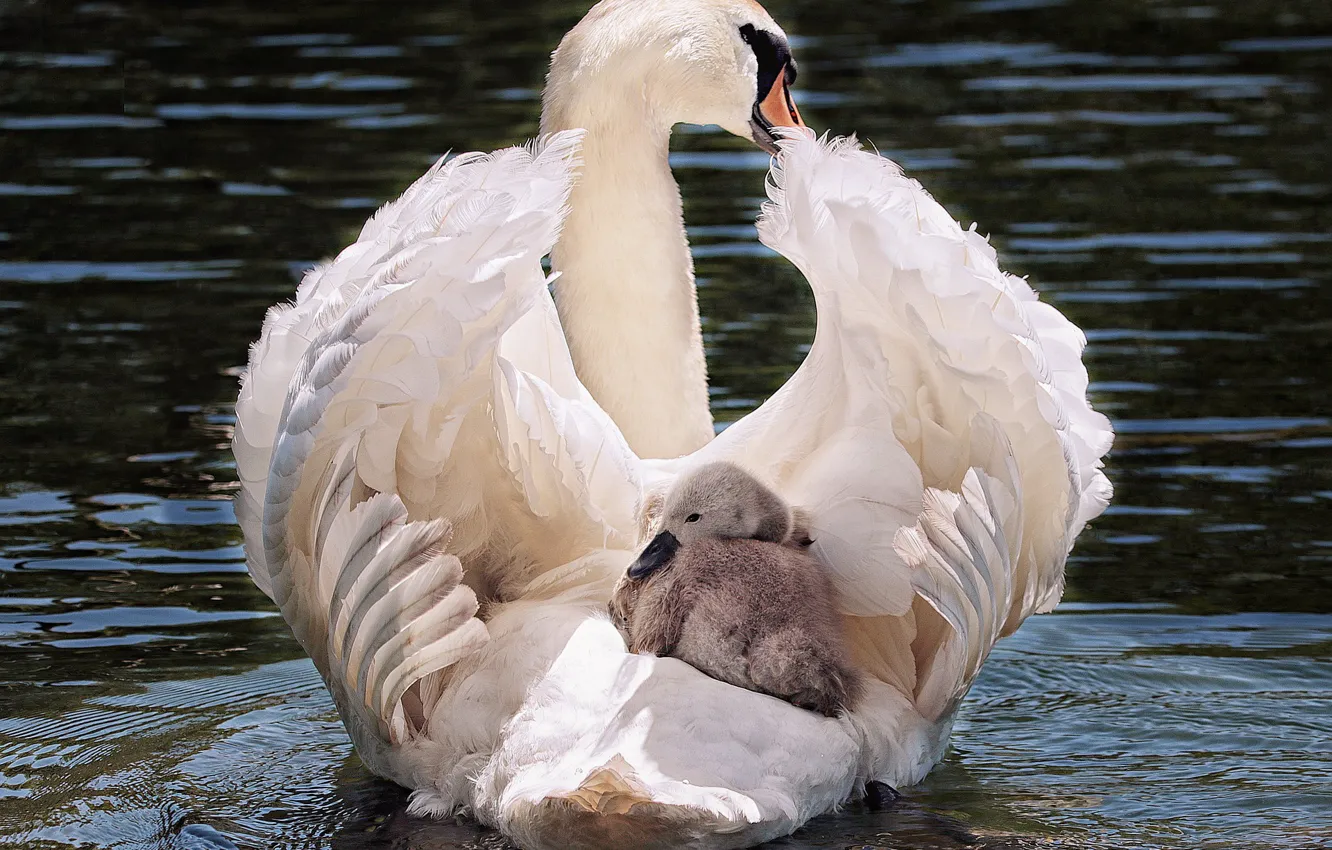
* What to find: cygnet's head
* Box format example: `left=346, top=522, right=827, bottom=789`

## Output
left=629, top=462, right=792, bottom=579
left=541, top=0, right=804, bottom=153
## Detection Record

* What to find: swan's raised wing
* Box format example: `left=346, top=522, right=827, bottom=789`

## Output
left=232, top=131, right=642, bottom=756
left=697, top=131, right=1112, bottom=725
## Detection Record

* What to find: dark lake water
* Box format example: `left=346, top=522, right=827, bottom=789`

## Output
left=2, top=0, right=1330, bottom=847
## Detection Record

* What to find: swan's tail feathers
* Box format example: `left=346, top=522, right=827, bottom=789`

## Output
left=231, top=130, right=611, bottom=756
left=557, top=755, right=656, bottom=816
left=756, top=128, right=1112, bottom=625
left=478, top=634, right=861, bottom=850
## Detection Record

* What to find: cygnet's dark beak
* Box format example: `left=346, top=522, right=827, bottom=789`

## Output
left=628, top=531, right=679, bottom=580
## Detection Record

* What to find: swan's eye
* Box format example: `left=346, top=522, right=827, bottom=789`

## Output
left=685, top=513, right=701, bottom=523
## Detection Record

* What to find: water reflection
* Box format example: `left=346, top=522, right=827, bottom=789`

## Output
left=1, top=0, right=1330, bottom=846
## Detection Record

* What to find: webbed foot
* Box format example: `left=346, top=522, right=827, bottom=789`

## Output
left=863, top=780, right=901, bottom=811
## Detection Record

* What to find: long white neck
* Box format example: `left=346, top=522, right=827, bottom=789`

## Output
left=541, top=102, right=714, bottom=460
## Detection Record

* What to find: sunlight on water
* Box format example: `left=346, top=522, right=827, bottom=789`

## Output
left=0, top=0, right=1329, bottom=847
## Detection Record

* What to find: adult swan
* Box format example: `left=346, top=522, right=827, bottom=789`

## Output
left=233, top=0, right=1113, bottom=847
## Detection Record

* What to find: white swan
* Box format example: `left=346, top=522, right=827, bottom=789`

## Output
left=232, top=0, right=1113, bottom=847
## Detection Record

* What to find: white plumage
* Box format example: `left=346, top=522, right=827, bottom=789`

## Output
left=232, top=2, right=1112, bottom=846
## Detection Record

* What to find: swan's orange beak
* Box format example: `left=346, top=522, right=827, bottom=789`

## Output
left=759, top=64, right=803, bottom=129
left=751, top=63, right=804, bottom=155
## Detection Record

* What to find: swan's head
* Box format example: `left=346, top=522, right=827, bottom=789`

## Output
left=628, top=462, right=792, bottom=579
left=541, top=0, right=804, bottom=153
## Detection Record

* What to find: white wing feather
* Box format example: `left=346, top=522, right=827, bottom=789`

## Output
left=233, top=131, right=642, bottom=757
left=709, top=130, right=1111, bottom=718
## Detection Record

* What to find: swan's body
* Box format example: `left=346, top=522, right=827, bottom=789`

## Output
left=232, top=1, right=1112, bottom=847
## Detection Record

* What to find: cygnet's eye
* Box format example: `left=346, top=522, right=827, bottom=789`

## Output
left=685, top=513, right=701, bottom=523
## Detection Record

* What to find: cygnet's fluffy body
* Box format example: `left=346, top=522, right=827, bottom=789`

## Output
left=612, top=462, right=862, bottom=717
